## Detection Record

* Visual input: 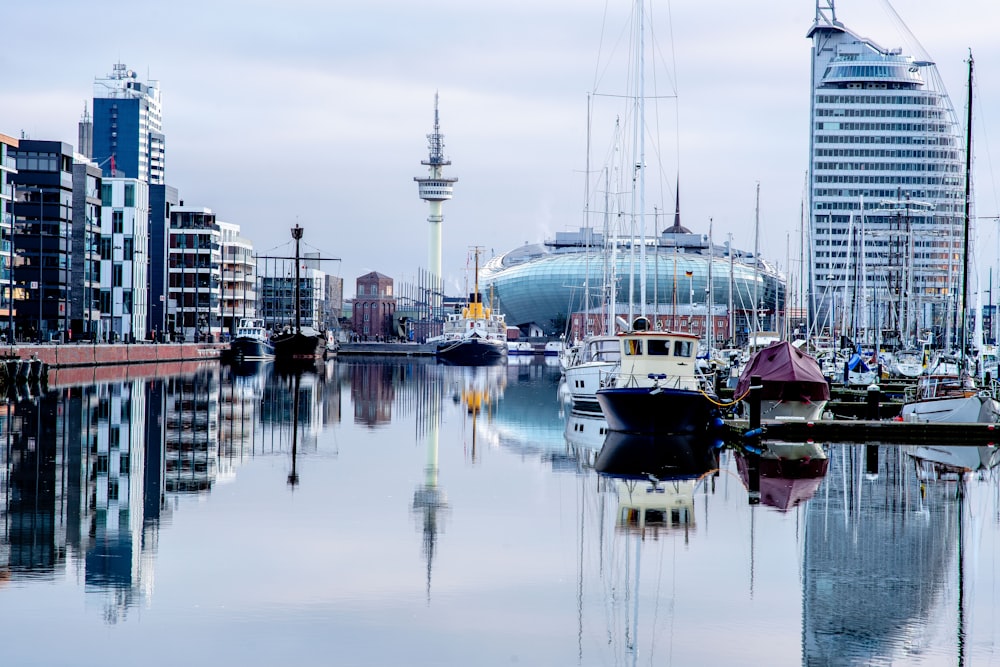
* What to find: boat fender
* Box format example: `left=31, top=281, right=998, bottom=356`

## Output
left=743, top=427, right=765, bottom=439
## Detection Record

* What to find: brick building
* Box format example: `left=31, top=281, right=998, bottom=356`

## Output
left=352, top=272, right=395, bottom=341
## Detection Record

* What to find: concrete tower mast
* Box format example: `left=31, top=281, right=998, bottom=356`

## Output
left=414, top=93, right=457, bottom=316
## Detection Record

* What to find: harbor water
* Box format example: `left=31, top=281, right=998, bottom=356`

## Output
left=1, top=357, right=998, bottom=666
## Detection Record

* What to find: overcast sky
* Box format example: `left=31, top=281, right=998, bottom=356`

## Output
left=4, top=0, right=1000, bottom=298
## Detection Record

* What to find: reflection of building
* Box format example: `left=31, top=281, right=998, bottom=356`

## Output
left=350, top=362, right=399, bottom=426
left=803, top=446, right=955, bottom=663
left=164, top=368, right=220, bottom=493
left=84, top=380, right=150, bottom=622
left=0, top=396, right=67, bottom=576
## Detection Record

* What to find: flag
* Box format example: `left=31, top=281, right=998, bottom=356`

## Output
left=684, top=270, right=693, bottom=277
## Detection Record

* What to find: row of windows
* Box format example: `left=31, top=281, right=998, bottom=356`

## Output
left=814, top=148, right=959, bottom=160
left=815, top=174, right=962, bottom=187
left=622, top=337, right=694, bottom=358
left=814, top=161, right=961, bottom=173
left=818, top=121, right=953, bottom=133
left=816, top=200, right=963, bottom=213
left=816, top=94, right=942, bottom=106
left=816, top=108, right=944, bottom=119
left=814, top=188, right=960, bottom=201
left=813, top=266, right=957, bottom=283
left=824, top=64, right=921, bottom=79
left=815, top=134, right=958, bottom=147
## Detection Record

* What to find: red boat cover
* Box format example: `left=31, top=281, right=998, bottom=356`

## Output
left=734, top=341, right=831, bottom=402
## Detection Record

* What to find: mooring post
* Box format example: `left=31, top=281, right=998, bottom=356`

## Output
left=747, top=374, right=762, bottom=504
left=749, top=374, right=762, bottom=431
left=866, top=383, right=880, bottom=421
left=865, top=445, right=879, bottom=476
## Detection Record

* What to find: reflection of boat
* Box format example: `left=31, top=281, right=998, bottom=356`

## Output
left=563, top=409, right=608, bottom=454
left=430, top=250, right=508, bottom=366
left=907, top=443, right=1000, bottom=477
left=734, top=340, right=830, bottom=420
left=735, top=441, right=829, bottom=511
left=229, top=317, right=275, bottom=361
left=595, top=318, right=720, bottom=435
left=595, top=431, right=720, bottom=480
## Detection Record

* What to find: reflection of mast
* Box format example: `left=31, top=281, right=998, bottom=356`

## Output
left=288, top=372, right=301, bottom=487
left=412, top=364, right=447, bottom=602
left=957, top=477, right=966, bottom=667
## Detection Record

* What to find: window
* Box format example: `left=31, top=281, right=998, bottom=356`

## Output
left=124, top=183, right=135, bottom=207
left=673, top=340, right=693, bottom=358
left=624, top=338, right=642, bottom=356
left=113, top=210, right=124, bottom=234
left=647, top=339, right=670, bottom=356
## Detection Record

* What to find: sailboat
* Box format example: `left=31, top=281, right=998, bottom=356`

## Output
left=272, top=224, right=327, bottom=362
left=901, top=54, right=1000, bottom=425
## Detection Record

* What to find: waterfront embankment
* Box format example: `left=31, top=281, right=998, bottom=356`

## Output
left=2, top=342, right=226, bottom=368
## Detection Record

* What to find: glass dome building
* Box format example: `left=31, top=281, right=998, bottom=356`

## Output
left=481, top=226, right=786, bottom=345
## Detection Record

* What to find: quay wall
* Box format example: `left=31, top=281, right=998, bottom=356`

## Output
left=3, top=343, right=226, bottom=368
left=338, top=342, right=435, bottom=356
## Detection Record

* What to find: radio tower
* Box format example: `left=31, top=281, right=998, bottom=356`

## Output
left=414, top=93, right=457, bottom=317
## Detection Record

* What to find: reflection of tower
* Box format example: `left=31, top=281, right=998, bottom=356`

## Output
left=412, top=363, right=448, bottom=602
left=414, top=93, right=457, bottom=317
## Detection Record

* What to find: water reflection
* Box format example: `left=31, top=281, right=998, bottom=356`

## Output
left=734, top=441, right=830, bottom=512
left=0, top=357, right=998, bottom=665
left=803, top=445, right=995, bottom=665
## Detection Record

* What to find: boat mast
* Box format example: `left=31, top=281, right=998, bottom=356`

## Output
left=960, top=52, right=974, bottom=372
left=752, top=182, right=760, bottom=342
left=292, top=223, right=303, bottom=333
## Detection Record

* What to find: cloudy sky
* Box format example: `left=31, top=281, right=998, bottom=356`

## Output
left=4, top=0, right=1000, bottom=298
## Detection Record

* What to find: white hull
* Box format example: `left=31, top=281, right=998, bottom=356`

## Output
left=909, top=444, right=1000, bottom=474
left=565, top=361, right=616, bottom=411
left=901, top=394, right=1000, bottom=424
left=747, top=399, right=828, bottom=422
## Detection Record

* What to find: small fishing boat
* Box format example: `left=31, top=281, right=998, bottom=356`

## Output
left=595, top=317, right=721, bottom=435
left=229, top=317, right=275, bottom=361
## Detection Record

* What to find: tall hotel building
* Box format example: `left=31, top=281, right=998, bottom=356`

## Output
left=808, top=1, right=965, bottom=346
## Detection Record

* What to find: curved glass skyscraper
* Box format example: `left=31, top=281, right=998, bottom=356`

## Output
left=808, top=1, right=965, bottom=347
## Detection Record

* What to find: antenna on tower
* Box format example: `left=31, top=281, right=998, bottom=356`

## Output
left=814, top=0, right=841, bottom=28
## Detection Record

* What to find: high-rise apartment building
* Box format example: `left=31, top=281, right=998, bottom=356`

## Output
left=92, top=63, right=163, bottom=184
left=808, top=1, right=965, bottom=347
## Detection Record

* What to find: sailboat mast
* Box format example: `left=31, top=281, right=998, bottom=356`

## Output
left=752, top=182, right=760, bottom=341
left=292, top=223, right=303, bottom=333
left=638, top=0, right=647, bottom=320
left=960, top=52, right=974, bottom=369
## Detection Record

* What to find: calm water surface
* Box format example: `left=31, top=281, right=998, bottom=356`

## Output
left=2, top=357, right=999, bottom=666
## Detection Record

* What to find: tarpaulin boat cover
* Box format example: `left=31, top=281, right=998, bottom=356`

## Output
left=734, top=340, right=831, bottom=402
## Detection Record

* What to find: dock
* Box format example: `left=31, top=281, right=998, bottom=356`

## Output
left=723, top=418, right=1000, bottom=446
